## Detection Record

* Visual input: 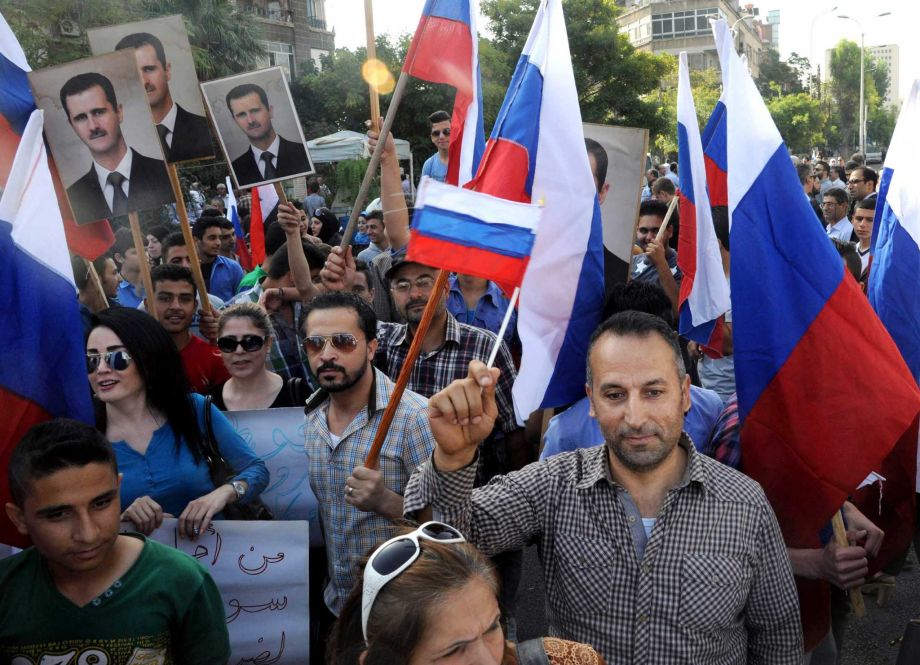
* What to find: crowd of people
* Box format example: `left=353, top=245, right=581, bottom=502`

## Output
left=2, top=105, right=916, bottom=665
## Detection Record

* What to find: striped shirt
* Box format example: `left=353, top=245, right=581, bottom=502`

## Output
left=305, top=367, right=435, bottom=614
left=403, top=436, right=803, bottom=664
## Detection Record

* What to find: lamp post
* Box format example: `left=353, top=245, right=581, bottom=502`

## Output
left=730, top=13, right=756, bottom=55
left=838, top=12, right=891, bottom=156
left=809, top=6, right=837, bottom=96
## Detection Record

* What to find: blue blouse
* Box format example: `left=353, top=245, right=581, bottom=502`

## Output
left=113, top=393, right=269, bottom=517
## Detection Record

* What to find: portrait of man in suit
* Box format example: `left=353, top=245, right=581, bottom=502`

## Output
left=114, top=31, right=214, bottom=163
left=225, top=82, right=310, bottom=186
left=60, top=72, right=174, bottom=223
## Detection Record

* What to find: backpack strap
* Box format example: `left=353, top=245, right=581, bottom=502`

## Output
left=516, top=638, right=550, bottom=665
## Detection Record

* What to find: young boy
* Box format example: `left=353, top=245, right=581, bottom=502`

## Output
left=1, top=418, right=230, bottom=664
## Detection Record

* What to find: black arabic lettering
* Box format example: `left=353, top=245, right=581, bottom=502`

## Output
left=235, top=632, right=286, bottom=665
left=225, top=596, right=289, bottom=623
left=238, top=546, right=284, bottom=575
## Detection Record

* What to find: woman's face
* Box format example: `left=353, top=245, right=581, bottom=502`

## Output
left=219, top=317, right=269, bottom=380
left=145, top=234, right=162, bottom=259
left=408, top=577, right=504, bottom=665
left=310, top=217, right=323, bottom=236
left=101, top=258, right=120, bottom=298
left=86, top=326, right=145, bottom=404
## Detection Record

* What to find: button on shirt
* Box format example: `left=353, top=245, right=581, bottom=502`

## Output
left=305, top=368, right=435, bottom=614
left=94, top=150, right=133, bottom=214
left=403, top=437, right=803, bottom=664
left=251, top=136, right=281, bottom=179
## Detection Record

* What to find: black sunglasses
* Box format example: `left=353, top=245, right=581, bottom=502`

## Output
left=302, top=333, right=359, bottom=354
left=86, top=350, right=133, bottom=374
left=217, top=335, right=267, bottom=353
left=431, top=128, right=451, bottom=137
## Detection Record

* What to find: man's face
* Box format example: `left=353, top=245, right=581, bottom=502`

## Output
left=135, top=44, right=171, bottom=109
left=303, top=307, right=376, bottom=393
left=814, top=165, right=827, bottom=181
left=220, top=228, right=236, bottom=253
left=229, top=92, right=274, bottom=144
left=645, top=170, right=657, bottom=185
left=390, top=263, right=445, bottom=325
left=636, top=214, right=668, bottom=250
left=847, top=170, right=875, bottom=201
left=365, top=218, right=385, bottom=245
left=197, top=226, right=222, bottom=259
left=101, top=258, right=121, bottom=298
left=852, top=207, right=875, bottom=243
left=65, top=85, right=124, bottom=158
left=653, top=190, right=674, bottom=205
left=351, top=271, right=374, bottom=304
left=822, top=196, right=847, bottom=224
left=804, top=174, right=819, bottom=196
left=5, top=463, right=122, bottom=579
left=153, top=279, right=196, bottom=334
left=216, top=185, right=227, bottom=198
left=587, top=332, right=690, bottom=474
left=165, top=245, right=191, bottom=267
left=430, top=120, right=451, bottom=152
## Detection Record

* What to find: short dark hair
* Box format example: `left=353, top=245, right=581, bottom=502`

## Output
left=365, top=210, right=384, bottom=223
left=145, top=224, right=170, bottom=242
left=354, top=259, right=373, bottom=289
left=114, top=32, right=167, bottom=67
left=584, top=138, right=608, bottom=186
left=112, top=227, right=135, bottom=258
left=9, top=418, right=117, bottom=506
left=151, top=263, right=195, bottom=291
left=587, top=310, right=686, bottom=384
left=301, top=291, right=377, bottom=342
left=264, top=221, right=288, bottom=257
left=853, top=166, right=878, bottom=187
left=307, top=179, right=320, bottom=194
left=815, top=160, right=830, bottom=172
left=823, top=187, right=848, bottom=205
left=60, top=73, right=118, bottom=119
left=638, top=199, right=670, bottom=221
left=651, top=177, right=676, bottom=196
left=428, top=110, right=450, bottom=125
left=796, top=162, right=814, bottom=185
left=829, top=165, right=845, bottom=181
left=855, top=198, right=876, bottom=212
left=161, top=231, right=186, bottom=258
left=602, top=281, right=673, bottom=324
left=832, top=238, right=862, bottom=281
left=192, top=215, right=225, bottom=239
left=267, top=240, right=327, bottom=279
left=71, top=254, right=113, bottom=291
left=226, top=83, right=269, bottom=113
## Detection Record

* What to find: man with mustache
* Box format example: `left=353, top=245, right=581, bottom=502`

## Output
left=225, top=82, right=309, bottom=186
left=61, top=72, right=173, bottom=224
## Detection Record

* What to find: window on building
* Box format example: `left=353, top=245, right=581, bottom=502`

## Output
left=259, top=40, right=295, bottom=80
left=306, top=0, right=326, bottom=29
left=652, top=7, right=718, bottom=40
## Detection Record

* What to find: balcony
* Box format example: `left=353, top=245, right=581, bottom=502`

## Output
left=241, top=1, right=293, bottom=24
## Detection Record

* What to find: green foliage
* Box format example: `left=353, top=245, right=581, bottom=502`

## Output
left=652, top=64, right=722, bottom=156
left=828, top=38, right=890, bottom=153
left=766, top=92, right=826, bottom=154
left=334, top=158, right=378, bottom=206
left=867, top=104, right=898, bottom=149
left=756, top=48, right=810, bottom=99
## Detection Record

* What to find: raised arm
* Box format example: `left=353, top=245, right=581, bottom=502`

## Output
left=367, top=130, right=410, bottom=251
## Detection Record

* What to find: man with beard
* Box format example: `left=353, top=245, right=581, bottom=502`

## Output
left=301, top=292, right=435, bottom=623
left=630, top=199, right=681, bottom=312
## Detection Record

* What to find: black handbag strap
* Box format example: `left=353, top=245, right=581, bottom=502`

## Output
left=516, top=639, right=550, bottom=665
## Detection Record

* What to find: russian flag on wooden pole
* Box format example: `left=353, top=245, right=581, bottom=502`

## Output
left=248, top=184, right=279, bottom=266
left=676, top=51, right=730, bottom=349
left=403, top=0, right=484, bottom=186
left=1, top=110, right=95, bottom=546
left=225, top=177, right=252, bottom=271
left=700, top=19, right=732, bottom=208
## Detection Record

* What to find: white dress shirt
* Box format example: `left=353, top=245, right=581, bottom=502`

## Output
left=250, top=135, right=281, bottom=178
left=94, top=149, right=133, bottom=213
left=157, top=102, right=178, bottom=148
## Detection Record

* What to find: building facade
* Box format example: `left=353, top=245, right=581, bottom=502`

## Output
left=824, top=43, right=899, bottom=108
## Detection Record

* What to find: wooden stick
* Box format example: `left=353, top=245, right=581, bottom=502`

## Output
left=127, top=211, right=156, bottom=320
left=339, top=71, right=410, bottom=248
left=86, top=260, right=108, bottom=310
left=655, top=195, right=679, bottom=244
left=166, top=164, right=212, bottom=315
left=364, top=0, right=382, bottom=132
left=273, top=182, right=289, bottom=206
left=831, top=510, right=866, bottom=617
left=365, top=269, right=449, bottom=469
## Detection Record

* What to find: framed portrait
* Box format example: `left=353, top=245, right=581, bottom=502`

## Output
left=88, top=14, right=216, bottom=164
left=29, top=49, right=176, bottom=225
left=201, top=66, right=314, bottom=189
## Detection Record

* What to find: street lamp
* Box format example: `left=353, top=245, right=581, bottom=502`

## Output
left=837, top=12, right=891, bottom=156
left=730, top=13, right=756, bottom=59
left=809, top=6, right=837, bottom=96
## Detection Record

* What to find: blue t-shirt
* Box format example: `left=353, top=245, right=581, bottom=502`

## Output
left=113, top=393, right=269, bottom=516
left=446, top=276, right=517, bottom=343
left=422, top=153, right=448, bottom=183
left=540, top=385, right=724, bottom=460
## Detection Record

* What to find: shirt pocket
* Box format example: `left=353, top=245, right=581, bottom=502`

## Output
left=549, top=534, right=616, bottom=616
left=678, top=553, right=752, bottom=633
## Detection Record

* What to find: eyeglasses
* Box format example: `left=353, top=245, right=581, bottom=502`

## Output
left=362, top=522, right=465, bottom=639
left=430, top=128, right=451, bottom=137
left=847, top=179, right=865, bottom=185
left=86, top=350, right=133, bottom=374
left=302, top=333, right=359, bottom=354
left=217, top=335, right=267, bottom=353
left=390, top=276, right=436, bottom=293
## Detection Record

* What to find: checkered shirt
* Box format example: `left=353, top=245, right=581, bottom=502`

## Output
left=305, top=368, right=435, bottom=614
left=403, top=436, right=803, bottom=664
left=375, top=314, right=518, bottom=435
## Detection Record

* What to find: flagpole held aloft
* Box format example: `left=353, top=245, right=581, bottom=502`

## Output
left=364, top=0, right=382, bottom=132
left=127, top=211, right=156, bottom=321
left=486, top=287, right=519, bottom=369
left=655, top=195, right=679, bottom=245
left=167, top=164, right=213, bottom=319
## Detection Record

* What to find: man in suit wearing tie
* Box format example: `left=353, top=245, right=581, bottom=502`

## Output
left=114, top=32, right=214, bottom=163
left=61, top=72, right=173, bottom=224
left=225, top=83, right=309, bottom=186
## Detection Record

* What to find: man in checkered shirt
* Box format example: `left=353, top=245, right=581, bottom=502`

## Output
left=404, top=311, right=803, bottom=664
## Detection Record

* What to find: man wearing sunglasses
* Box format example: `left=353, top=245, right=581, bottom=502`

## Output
left=421, top=110, right=451, bottom=184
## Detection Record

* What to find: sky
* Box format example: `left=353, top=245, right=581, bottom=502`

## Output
left=325, top=0, right=918, bottom=102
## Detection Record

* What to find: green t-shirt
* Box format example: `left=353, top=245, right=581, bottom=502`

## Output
left=237, top=266, right=267, bottom=292
left=0, top=534, right=230, bottom=665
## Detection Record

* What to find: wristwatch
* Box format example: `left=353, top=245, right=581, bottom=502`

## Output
left=230, top=480, right=246, bottom=502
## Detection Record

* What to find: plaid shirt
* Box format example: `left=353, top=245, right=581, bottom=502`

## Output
left=305, top=368, right=435, bottom=614
left=403, top=436, right=803, bottom=664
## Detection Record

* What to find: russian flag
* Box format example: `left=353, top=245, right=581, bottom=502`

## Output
left=719, top=12, right=920, bottom=564
left=1, top=111, right=95, bottom=546
left=407, top=177, right=540, bottom=288
left=248, top=184, right=279, bottom=266
left=225, top=177, right=253, bottom=271
left=700, top=19, right=732, bottom=208
left=676, top=52, right=730, bottom=348
left=471, top=0, right=603, bottom=422
left=403, top=0, right=485, bottom=186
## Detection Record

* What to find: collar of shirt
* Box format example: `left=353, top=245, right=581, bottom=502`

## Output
left=304, top=366, right=387, bottom=425
left=158, top=102, right=178, bottom=140
left=386, top=312, right=462, bottom=350
left=829, top=216, right=851, bottom=232
left=448, top=276, right=502, bottom=307
left=94, top=149, right=133, bottom=194
left=574, top=433, right=703, bottom=492
left=250, top=135, right=281, bottom=170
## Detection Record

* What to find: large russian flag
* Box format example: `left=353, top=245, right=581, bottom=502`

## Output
left=1, top=111, right=95, bottom=546
left=403, top=0, right=485, bottom=186
left=470, top=0, right=603, bottom=422
left=407, top=177, right=540, bottom=288
left=676, top=51, right=730, bottom=348
left=719, top=12, right=920, bottom=561
left=700, top=19, right=732, bottom=208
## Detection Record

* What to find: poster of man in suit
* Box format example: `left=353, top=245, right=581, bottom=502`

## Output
left=201, top=67, right=314, bottom=188
left=87, top=15, right=215, bottom=164
left=28, top=49, right=175, bottom=225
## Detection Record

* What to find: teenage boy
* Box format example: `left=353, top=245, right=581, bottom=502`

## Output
left=1, top=418, right=230, bottom=663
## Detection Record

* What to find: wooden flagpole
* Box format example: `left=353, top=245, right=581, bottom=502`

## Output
left=166, top=164, right=213, bottom=317
left=654, top=194, right=679, bottom=245
left=365, top=0, right=382, bottom=132
left=86, top=260, right=108, bottom=310
left=831, top=511, right=866, bottom=617
left=127, top=211, right=156, bottom=320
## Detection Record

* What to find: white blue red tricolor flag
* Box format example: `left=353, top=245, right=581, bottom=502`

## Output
left=676, top=52, right=730, bottom=348
left=0, top=111, right=95, bottom=546
left=403, top=0, right=485, bottom=186
left=407, top=177, right=540, bottom=288
left=225, top=176, right=253, bottom=271
left=248, top=184, right=279, bottom=266
left=700, top=19, right=732, bottom=208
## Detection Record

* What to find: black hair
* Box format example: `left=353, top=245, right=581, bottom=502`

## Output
left=796, top=162, right=814, bottom=185
left=266, top=240, right=327, bottom=280
left=365, top=210, right=384, bottom=223
left=145, top=224, right=170, bottom=242
left=587, top=310, right=686, bottom=384
left=639, top=199, right=670, bottom=221
left=428, top=110, right=450, bottom=125
left=651, top=177, right=676, bottom=195
left=307, top=179, right=320, bottom=194
left=815, top=160, right=830, bottom=172
left=853, top=166, right=878, bottom=186
left=89, top=308, right=203, bottom=459
left=192, top=215, right=225, bottom=238
left=711, top=206, right=730, bottom=252
left=300, top=291, right=377, bottom=342
left=584, top=137, right=608, bottom=186
left=71, top=254, right=113, bottom=291
left=601, top=281, right=674, bottom=326
left=823, top=187, right=848, bottom=205
left=8, top=419, right=118, bottom=506
left=855, top=198, right=876, bottom=212
left=112, top=227, right=135, bottom=259
left=832, top=238, right=862, bottom=281
left=60, top=72, right=118, bottom=119
left=151, top=263, right=195, bottom=290
left=265, top=221, right=288, bottom=257
left=312, top=209, right=342, bottom=244
left=830, top=165, right=846, bottom=180
left=225, top=83, right=269, bottom=113
left=114, top=32, right=167, bottom=68
left=354, top=259, right=373, bottom=288
left=161, top=231, right=186, bottom=258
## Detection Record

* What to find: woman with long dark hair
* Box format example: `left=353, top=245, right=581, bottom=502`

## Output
left=87, top=308, right=268, bottom=539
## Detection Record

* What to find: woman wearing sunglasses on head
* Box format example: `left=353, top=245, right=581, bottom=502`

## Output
left=327, top=522, right=605, bottom=665
left=87, top=307, right=269, bottom=539
left=310, top=207, right=343, bottom=246
left=209, top=303, right=310, bottom=410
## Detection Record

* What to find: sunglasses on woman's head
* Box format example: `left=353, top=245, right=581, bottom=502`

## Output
left=86, top=350, right=133, bottom=374
left=217, top=335, right=267, bottom=353
left=302, top=333, right=359, bottom=354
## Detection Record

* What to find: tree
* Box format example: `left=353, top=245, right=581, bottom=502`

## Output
left=652, top=64, right=723, bottom=156
left=766, top=92, right=826, bottom=154
left=828, top=39, right=889, bottom=154
left=756, top=49, right=814, bottom=99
